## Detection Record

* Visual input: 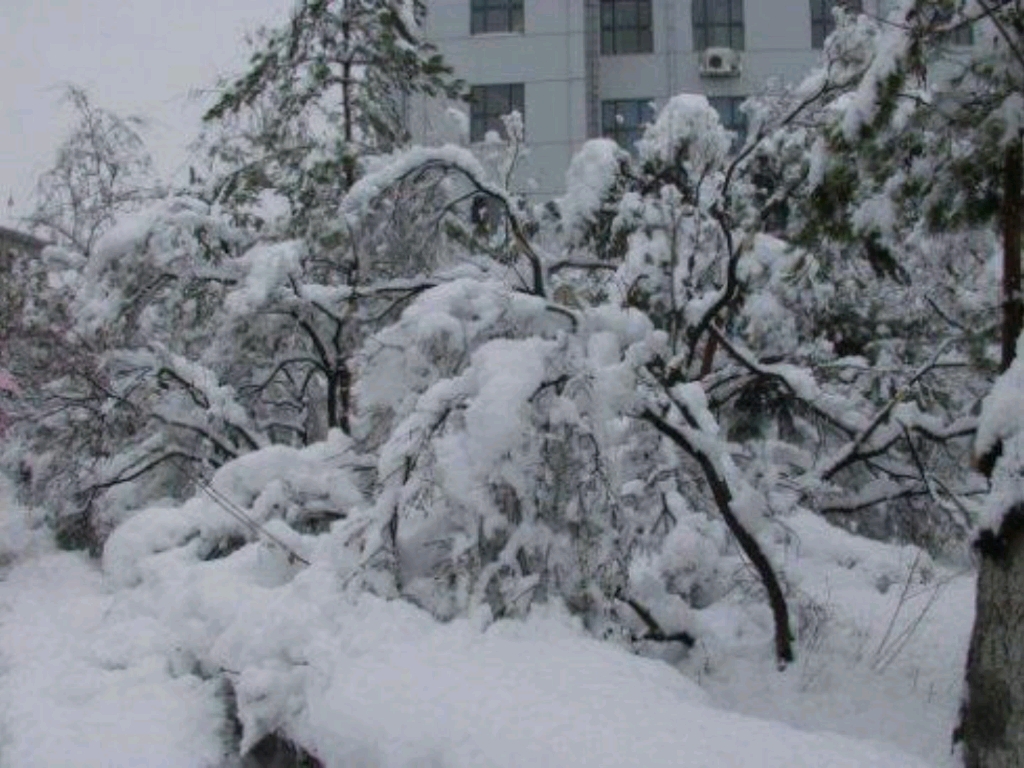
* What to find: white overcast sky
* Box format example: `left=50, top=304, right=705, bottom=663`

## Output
left=1, top=0, right=293, bottom=226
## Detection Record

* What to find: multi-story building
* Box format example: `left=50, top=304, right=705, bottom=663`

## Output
left=0, top=226, right=44, bottom=274
left=413, top=0, right=969, bottom=197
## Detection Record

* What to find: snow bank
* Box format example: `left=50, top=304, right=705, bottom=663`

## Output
left=0, top=553, right=226, bottom=767
left=1, top=544, right=934, bottom=768
left=1, top=463, right=950, bottom=768
left=2, top=464, right=942, bottom=768
left=294, top=603, right=930, bottom=768
left=698, top=509, right=971, bottom=768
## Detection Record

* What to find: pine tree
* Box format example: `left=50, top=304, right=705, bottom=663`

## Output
left=201, top=0, right=462, bottom=238
left=793, top=2, right=1024, bottom=763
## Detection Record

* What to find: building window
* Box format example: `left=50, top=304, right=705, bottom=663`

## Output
left=943, top=23, right=973, bottom=46
left=810, top=0, right=862, bottom=49
left=692, top=0, right=744, bottom=51
left=602, top=99, right=655, bottom=151
left=470, top=84, right=525, bottom=142
left=471, top=0, right=524, bottom=34
left=709, top=95, right=748, bottom=145
left=601, top=0, right=654, bottom=55
left=931, top=6, right=973, bottom=46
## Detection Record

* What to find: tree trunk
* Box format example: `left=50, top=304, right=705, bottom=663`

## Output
left=960, top=509, right=1024, bottom=768
left=959, top=139, right=1024, bottom=767
left=1001, top=138, right=1022, bottom=372
left=341, top=0, right=356, bottom=192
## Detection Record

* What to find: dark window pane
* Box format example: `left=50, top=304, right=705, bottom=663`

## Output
left=640, top=101, right=654, bottom=124
left=618, top=0, right=637, bottom=27
left=617, top=28, right=638, bottom=53
left=602, top=102, right=616, bottom=132
left=601, top=0, right=652, bottom=55
left=812, top=24, right=825, bottom=49
left=709, top=95, right=748, bottom=147
left=708, top=24, right=728, bottom=47
left=486, top=86, right=505, bottom=113
left=511, top=84, right=524, bottom=113
left=626, top=101, right=642, bottom=125
left=470, top=84, right=525, bottom=142
left=639, top=28, right=653, bottom=52
left=601, top=30, right=614, bottom=54
left=601, top=98, right=654, bottom=152
left=693, top=0, right=743, bottom=50
left=601, top=3, right=614, bottom=27
left=470, top=0, right=523, bottom=34
left=731, top=24, right=744, bottom=49
left=638, top=0, right=651, bottom=26
left=812, top=0, right=832, bottom=48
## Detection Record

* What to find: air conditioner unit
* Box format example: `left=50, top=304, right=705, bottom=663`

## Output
left=700, top=47, right=741, bottom=78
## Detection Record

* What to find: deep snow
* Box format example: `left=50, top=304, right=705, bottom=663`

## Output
left=0, top=474, right=969, bottom=768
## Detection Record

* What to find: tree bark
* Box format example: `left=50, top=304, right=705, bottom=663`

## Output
left=959, top=139, right=1024, bottom=767
left=960, top=508, right=1024, bottom=768
left=1001, top=138, right=1022, bottom=372
left=341, top=0, right=356, bottom=191
left=643, top=409, right=794, bottom=666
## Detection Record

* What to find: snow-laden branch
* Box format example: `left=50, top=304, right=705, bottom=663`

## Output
left=339, top=145, right=548, bottom=297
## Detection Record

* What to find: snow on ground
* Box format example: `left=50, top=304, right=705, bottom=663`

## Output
left=0, top=475, right=226, bottom=766
left=0, top=552, right=227, bottom=768
left=0, top=475, right=966, bottom=768
left=696, top=511, right=975, bottom=768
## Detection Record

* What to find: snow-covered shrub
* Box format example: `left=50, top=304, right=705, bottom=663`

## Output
left=352, top=279, right=673, bottom=626
left=103, top=429, right=365, bottom=589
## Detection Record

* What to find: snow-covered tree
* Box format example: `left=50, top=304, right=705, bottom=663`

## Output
left=307, top=65, right=997, bottom=666
left=27, top=86, right=158, bottom=257
left=778, top=1, right=1024, bottom=762
left=9, top=0, right=1005, bottom=691
left=958, top=332, right=1024, bottom=766
left=4, top=200, right=250, bottom=538
left=200, top=0, right=461, bottom=238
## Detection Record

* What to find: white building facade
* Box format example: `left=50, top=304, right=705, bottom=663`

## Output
left=413, top=0, right=938, bottom=197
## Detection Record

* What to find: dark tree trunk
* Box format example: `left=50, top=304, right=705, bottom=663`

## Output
left=959, top=138, right=1024, bottom=768
left=1001, top=138, right=1022, bottom=372
left=341, top=0, right=356, bottom=191
left=960, top=509, right=1024, bottom=768
left=643, top=410, right=794, bottom=666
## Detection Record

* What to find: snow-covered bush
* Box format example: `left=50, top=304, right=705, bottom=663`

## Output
left=354, top=279, right=668, bottom=625
left=102, top=429, right=365, bottom=589
left=9, top=2, right=996, bottom=676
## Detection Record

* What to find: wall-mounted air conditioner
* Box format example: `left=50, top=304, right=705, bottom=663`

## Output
left=700, top=47, right=741, bottom=78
